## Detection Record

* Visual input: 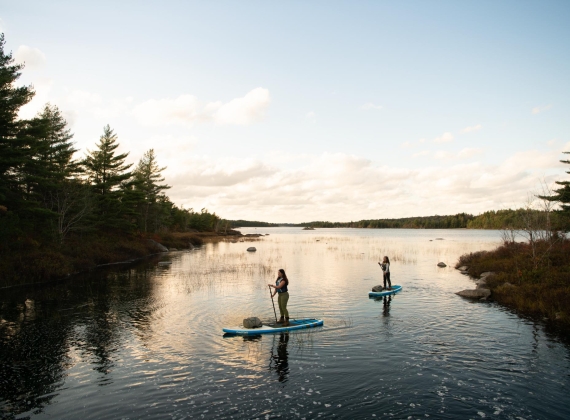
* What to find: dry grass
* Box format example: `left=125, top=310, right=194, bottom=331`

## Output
left=457, top=239, right=570, bottom=327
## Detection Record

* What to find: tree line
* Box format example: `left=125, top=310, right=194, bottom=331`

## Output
left=0, top=34, right=219, bottom=258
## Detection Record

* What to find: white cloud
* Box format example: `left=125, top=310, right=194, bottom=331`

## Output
left=14, top=45, right=46, bottom=71
left=412, top=150, right=430, bottom=158
left=306, top=111, right=316, bottom=122
left=65, top=89, right=102, bottom=107
left=17, top=77, right=54, bottom=119
left=431, top=148, right=484, bottom=160
left=360, top=103, right=383, bottom=111
left=164, top=148, right=564, bottom=223
left=213, top=87, right=270, bottom=125
left=461, top=124, right=482, bottom=133
left=457, top=148, right=484, bottom=159
left=132, top=87, right=270, bottom=126
left=433, top=132, right=454, bottom=143
left=531, top=104, right=552, bottom=114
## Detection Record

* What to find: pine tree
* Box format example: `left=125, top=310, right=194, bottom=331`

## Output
left=133, top=149, right=170, bottom=232
left=0, top=33, right=35, bottom=207
left=550, top=152, right=570, bottom=230
left=21, top=104, right=79, bottom=200
left=83, top=125, right=132, bottom=226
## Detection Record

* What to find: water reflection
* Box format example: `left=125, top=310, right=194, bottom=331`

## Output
left=269, top=333, right=289, bottom=383
left=3, top=228, right=570, bottom=419
left=382, top=296, right=392, bottom=316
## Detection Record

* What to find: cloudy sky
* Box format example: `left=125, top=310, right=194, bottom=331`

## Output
left=2, top=0, right=570, bottom=222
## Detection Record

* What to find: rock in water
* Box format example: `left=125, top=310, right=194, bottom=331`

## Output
left=456, top=288, right=491, bottom=299
left=147, top=239, right=168, bottom=252
left=247, top=247, right=257, bottom=252
left=243, top=317, right=262, bottom=328
left=437, top=262, right=447, bottom=267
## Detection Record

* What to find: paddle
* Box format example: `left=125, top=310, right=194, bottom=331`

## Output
left=268, top=285, right=278, bottom=323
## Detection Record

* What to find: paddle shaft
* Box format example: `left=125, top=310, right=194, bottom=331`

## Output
left=268, top=285, right=278, bottom=323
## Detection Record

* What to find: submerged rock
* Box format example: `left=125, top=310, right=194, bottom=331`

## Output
left=437, top=262, right=447, bottom=267
left=247, top=247, right=257, bottom=252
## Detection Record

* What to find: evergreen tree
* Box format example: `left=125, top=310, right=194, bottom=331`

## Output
left=0, top=33, right=35, bottom=207
left=83, top=125, right=132, bottom=226
left=543, top=151, right=570, bottom=230
left=21, top=104, right=79, bottom=200
left=133, top=149, right=170, bottom=232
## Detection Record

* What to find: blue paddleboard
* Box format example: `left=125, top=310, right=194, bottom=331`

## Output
left=223, top=318, right=323, bottom=336
left=369, top=285, right=402, bottom=298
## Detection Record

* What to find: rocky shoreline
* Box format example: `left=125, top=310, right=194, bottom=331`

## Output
left=455, top=267, right=495, bottom=300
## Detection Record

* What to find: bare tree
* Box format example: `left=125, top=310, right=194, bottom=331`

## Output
left=46, top=180, right=93, bottom=244
left=507, top=180, right=564, bottom=269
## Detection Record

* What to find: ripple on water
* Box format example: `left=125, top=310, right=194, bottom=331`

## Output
left=1, top=229, right=570, bottom=419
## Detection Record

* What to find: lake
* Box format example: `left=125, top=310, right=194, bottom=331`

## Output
left=1, top=228, right=569, bottom=419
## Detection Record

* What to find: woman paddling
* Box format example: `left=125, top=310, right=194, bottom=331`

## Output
left=268, top=269, right=290, bottom=326
left=378, top=256, right=391, bottom=290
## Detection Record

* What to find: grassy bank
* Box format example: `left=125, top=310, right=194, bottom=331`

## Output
left=456, top=238, right=570, bottom=328
left=0, top=230, right=238, bottom=288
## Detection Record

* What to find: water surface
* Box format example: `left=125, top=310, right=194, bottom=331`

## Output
left=1, top=228, right=569, bottom=419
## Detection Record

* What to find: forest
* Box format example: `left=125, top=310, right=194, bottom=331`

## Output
left=0, top=35, right=221, bottom=285
left=231, top=209, right=566, bottom=230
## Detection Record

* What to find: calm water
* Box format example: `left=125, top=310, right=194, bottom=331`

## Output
left=1, top=228, right=569, bottom=419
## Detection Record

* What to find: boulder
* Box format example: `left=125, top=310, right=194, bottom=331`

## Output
left=456, top=288, right=491, bottom=299
left=480, top=271, right=494, bottom=278
left=476, top=279, right=487, bottom=288
left=247, top=247, right=257, bottom=252
left=457, top=266, right=468, bottom=271
left=437, top=262, right=447, bottom=267
left=372, top=285, right=385, bottom=292
left=243, top=317, right=262, bottom=328
left=147, top=239, right=168, bottom=252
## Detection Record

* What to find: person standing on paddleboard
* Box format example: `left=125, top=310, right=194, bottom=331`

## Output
left=268, top=269, right=290, bottom=326
left=378, top=256, right=391, bottom=290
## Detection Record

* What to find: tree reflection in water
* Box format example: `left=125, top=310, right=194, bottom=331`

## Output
left=269, top=333, right=289, bottom=383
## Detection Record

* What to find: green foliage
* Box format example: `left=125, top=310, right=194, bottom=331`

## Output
left=0, top=33, right=225, bottom=285
left=467, top=209, right=548, bottom=229
left=82, top=125, right=132, bottom=228
left=229, top=220, right=279, bottom=227
left=0, top=33, right=35, bottom=207
left=304, top=213, right=474, bottom=229
left=541, top=151, right=570, bottom=231
left=132, top=149, right=170, bottom=232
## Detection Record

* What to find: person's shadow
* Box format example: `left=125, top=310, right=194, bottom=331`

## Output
left=269, top=333, right=290, bottom=383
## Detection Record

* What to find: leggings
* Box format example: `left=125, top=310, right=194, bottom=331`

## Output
left=278, top=292, right=289, bottom=318
left=383, top=272, right=391, bottom=289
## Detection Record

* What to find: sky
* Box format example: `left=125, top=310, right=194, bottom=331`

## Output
left=2, top=0, right=570, bottom=223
